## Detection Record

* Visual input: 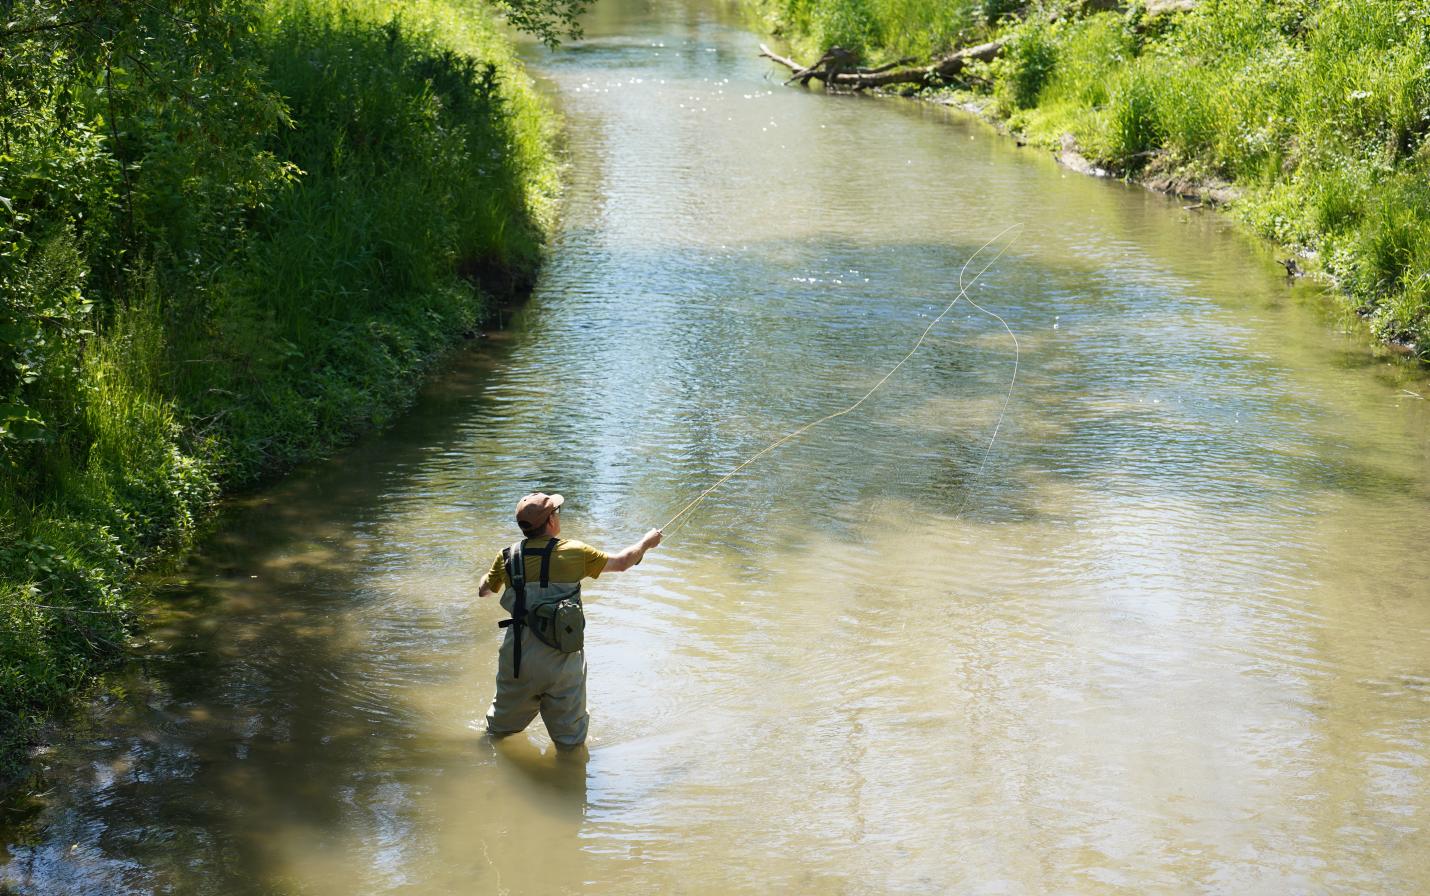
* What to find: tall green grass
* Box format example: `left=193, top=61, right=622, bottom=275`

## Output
left=0, top=0, right=556, bottom=772
left=754, top=0, right=1430, bottom=349
left=181, top=0, right=557, bottom=478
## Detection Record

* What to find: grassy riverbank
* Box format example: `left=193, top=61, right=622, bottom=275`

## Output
left=0, top=0, right=557, bottom=772
left=753, top=0, right=1430, bottom=353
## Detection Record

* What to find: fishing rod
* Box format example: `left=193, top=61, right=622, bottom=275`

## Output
left=658, top=223, right=1024, bottom=537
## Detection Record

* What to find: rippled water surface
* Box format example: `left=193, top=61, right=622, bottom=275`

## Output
left=5, top=0, right=1430, bottom=892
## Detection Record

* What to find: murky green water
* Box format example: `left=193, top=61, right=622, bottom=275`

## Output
left=5, top=0, right=1430, bottom=892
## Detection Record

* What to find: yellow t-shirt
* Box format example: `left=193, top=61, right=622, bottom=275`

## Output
left=483, top=537, right=609, bottom=593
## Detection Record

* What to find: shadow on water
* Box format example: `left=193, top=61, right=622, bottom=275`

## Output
left=0, top=336, right=538, bottom=891
left=492, top=738, right=589, bottom=821
left=1, top=530, right=442, bottom=889
left=526, top=234, right=1427, bottom=533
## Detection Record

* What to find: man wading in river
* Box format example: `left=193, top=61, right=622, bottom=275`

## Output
left=477, top=492, right=662, bottom=748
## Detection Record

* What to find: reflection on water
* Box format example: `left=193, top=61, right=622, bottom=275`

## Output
left=4, top=0, right=1430, bottom=891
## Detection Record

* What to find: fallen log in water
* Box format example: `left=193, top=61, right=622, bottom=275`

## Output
left=759, top=0, right=1200, bottom=92
left=760, top=39, right=1007, bottom=91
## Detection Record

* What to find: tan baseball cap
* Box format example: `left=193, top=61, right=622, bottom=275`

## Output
left=515, top=492, right=564, bottom=534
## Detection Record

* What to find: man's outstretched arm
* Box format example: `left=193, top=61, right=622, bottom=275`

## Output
left=602, top=529, right=663, bottom=574
left=476, top=529, right=660, bottom=596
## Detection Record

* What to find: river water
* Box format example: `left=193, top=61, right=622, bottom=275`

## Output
left=4, top=0, right=1430, bottom=892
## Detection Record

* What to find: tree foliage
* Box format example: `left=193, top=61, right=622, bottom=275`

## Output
left=491, top=0, right=591, bottom=47
left=0, top=0, right=291, bottom=471
left=0, top=0, right=559, bottom=771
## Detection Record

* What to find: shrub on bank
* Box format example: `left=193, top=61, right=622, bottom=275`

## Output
left=994, top=19, right=1058, bottom=111
left=0, top=0, right=555, bottom=772
left=186, top=1, right=555, bottom=479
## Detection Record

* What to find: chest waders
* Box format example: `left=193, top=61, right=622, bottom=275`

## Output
left=498, top=538, right=585, bottom=678
left=499, top=538, right=549, bottom=679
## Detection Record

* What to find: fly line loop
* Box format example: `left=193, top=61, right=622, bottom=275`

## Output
left=660, top=223, right=1024, bottom=536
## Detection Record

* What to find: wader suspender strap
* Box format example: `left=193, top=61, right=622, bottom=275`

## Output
left=526, top=537, right=557, bottom=587
left=496, top=538, right=559, bottom=679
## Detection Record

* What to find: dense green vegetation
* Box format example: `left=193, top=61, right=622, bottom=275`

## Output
left=754, top=0, right=1430, bottom=351
left=0, top=0, right=559, bottom=771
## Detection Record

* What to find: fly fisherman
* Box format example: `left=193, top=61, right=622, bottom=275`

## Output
left=477, top=492, right=662, bottom=748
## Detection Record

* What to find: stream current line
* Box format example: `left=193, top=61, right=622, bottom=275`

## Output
left=659, top=223, right=1024, bottom=536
